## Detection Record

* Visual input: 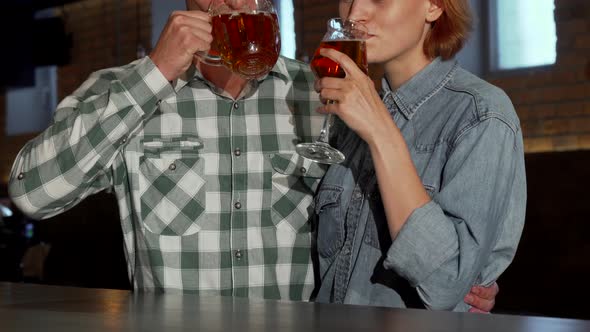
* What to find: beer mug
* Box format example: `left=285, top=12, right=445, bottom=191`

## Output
left=198, top=0, right=281, bottom=79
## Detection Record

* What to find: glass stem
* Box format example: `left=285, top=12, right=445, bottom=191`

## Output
left=317, top=113, right=332, bottom=144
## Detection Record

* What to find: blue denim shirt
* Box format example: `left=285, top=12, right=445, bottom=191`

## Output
left=313, top=58, right=526, bottom=311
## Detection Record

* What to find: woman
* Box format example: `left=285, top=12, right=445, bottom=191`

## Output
left=313, top=0, right=526, bottom=311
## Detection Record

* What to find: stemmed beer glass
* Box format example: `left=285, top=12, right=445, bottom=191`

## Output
left=296, top=18, right=368, bottom=164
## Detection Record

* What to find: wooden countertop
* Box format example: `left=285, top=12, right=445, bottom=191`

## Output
left=1, top=282, right=589, bottom=332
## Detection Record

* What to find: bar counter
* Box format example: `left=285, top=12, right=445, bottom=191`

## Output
left=1, top=282, right=588, bottom=331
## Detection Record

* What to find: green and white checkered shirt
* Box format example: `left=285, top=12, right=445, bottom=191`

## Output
left=9, top=56, right=326, bottom=301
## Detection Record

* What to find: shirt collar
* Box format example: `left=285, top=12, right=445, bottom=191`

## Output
left=173, top=56, right=291, bottom=94
left=381, top=57, right=458, bottom=120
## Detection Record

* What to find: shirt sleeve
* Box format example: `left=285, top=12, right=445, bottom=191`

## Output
left=383, top=117, right=527, bottom=310
left=8, top=57, right=176, bottom=220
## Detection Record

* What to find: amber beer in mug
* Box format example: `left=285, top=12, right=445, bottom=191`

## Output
left=198, top=0, right=280, bottom=79
left=211, top=11, right=280, bottom=78
left=311, top=39, right=368, bottom=78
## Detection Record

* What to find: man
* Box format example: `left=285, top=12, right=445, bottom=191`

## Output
left=9, top=0, right=497, bottom=309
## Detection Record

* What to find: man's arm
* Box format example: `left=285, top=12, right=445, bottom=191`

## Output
left=9, top=58, right=175, bottom=219
left=9, top=7, right=215, bottom=220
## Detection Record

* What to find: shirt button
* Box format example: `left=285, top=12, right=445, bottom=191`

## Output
left=235, top=250, right=242, bottom=259
left=233, top=103, right=239, bottom=109
left=17, top=172, right=25, bottom=180
left=234, top=148, right=241, bottom=156
left=299, top=167, right=307, bottom=174
left=353, top=191, right=363, bottom=200
left=168, top=163, right=177, bottom=171
left=234, top=202, right=242, bottom=209
left=156, top=100, right=162, bottom=106
left=120, top=136, right=127, bottom=144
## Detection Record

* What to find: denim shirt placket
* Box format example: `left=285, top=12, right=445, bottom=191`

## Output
left=330, top=85, right=404, bottom=304
left=332, top=184, right=363, bottom=303
left=332, top=145, right=378, bottom=303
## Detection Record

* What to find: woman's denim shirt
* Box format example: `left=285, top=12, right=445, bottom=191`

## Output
left=313, top=58, right=526, bottom=311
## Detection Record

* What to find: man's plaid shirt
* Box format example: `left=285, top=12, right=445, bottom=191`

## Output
left=9, top=56, right=326, bottom=300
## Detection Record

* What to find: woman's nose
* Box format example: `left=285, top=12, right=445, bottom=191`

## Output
left=345, top=0, right=369, bottom=24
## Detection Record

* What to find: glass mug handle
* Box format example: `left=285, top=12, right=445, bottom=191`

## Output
left=195, top=49, right=223, bottom=66
left=194, top=0, right=241, bottom=66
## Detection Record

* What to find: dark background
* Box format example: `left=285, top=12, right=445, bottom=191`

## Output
left=0, top=0, right=77, bottom=88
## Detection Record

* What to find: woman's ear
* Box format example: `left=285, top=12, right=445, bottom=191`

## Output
left=426, top=0, right=444, bottom=23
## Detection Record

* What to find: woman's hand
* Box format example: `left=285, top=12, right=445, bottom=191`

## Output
left=314, top=48, right=397, bottom=146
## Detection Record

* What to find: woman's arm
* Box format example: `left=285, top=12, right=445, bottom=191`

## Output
left=366, top=117, right=431, bottom=240
left=314, top=47, right=431, bottom=239
left=380, top=118, right=526, bottom=310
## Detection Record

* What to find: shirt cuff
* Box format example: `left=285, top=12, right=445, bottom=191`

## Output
left=120, top=56, right=176, bottom=115
left=383, top=200, right=458, bottom=286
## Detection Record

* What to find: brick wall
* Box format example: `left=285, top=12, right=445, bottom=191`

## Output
left=295, top=0, right=590, bottom=153
left=0, top=0, right=151, bottom=190
left=57, top=0, right=152, bottom=100
left=489, top=0, right=590, bottom=152
left=294, top=0, right=338, bottom=62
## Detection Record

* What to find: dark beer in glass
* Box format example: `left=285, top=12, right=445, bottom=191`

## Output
left=295, top=18, right=368, bottom=164
left=311, top=40, right=368, bottom=78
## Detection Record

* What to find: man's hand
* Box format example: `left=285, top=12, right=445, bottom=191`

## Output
left=149, top=10, right=213, bottom=81
left=464, top=282, right=499, bottom=313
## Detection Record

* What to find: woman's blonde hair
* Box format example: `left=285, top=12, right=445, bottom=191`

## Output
left=423, top=0, right=473, bottom=59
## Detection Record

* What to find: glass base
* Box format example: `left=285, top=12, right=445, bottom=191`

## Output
left=235, top=54, right=275, bottom=79
left=295, top=142, right=345, bottom=164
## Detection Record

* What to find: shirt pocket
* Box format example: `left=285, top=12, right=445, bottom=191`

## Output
left=142, top=136, right=203, bottom=159
left=314, top=185, right=345, bottom=258
left=269, top=153, right=327, bottom=233
left=138, top=137, right=206, bottom=236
